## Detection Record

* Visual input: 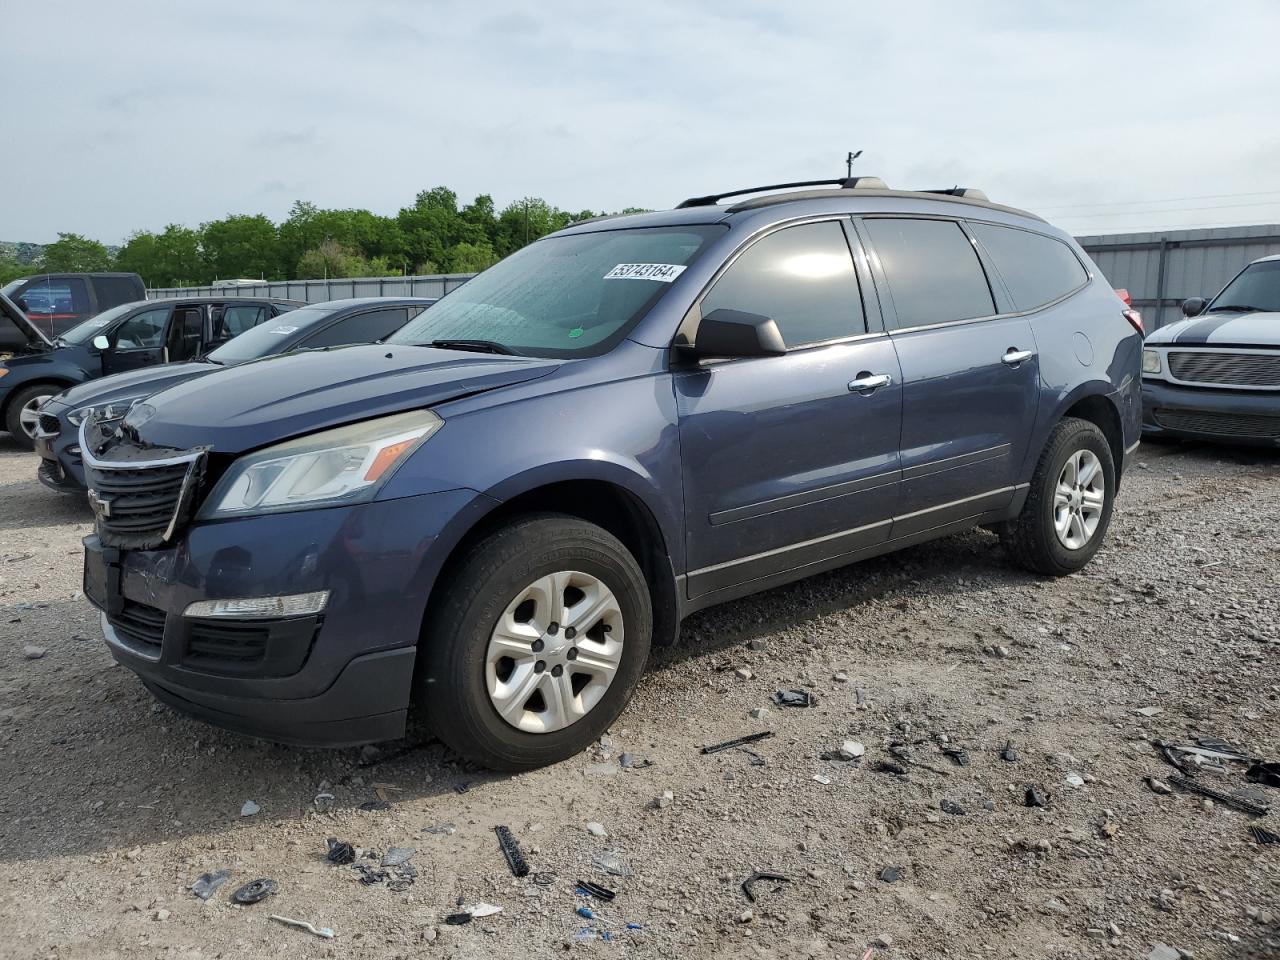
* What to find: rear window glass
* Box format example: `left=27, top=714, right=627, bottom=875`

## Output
left=863, top=218, right=995, bottom=327
left=969, top=223, right=1087, bottom=311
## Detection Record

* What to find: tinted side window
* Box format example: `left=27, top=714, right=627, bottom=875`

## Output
left=863, top=218, right=995, bottom=327
left=218, top=304, right=269, bottom=337
left=92, top=276, right=143, bottom=309
left=301, top=308, right=409, bottom=348
left=22, top=277, right=90, bottom=317
left=969, top=223, right=1087, bottom=311
left=112, top=307, right=170, bottom=349
left=701, top=221, right=864, bottom=348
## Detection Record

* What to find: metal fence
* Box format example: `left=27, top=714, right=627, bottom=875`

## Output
left=147, top=274, right=476, bottom=303
left=1077, top=224, right=1280, bottom=331
left=147, top=224, right=1280, bottom=333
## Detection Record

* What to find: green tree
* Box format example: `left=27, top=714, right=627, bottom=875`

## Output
left=295, top=239, right=371, bottom=279
left=116, top=225, right=207, bottom=287
left=40, top=232, right=113, bottom=272
left=0, top=254, right=40, bottom=286
left=445, top=240, right=498, bottom=273
left=201, top=214, right=281, bottom=280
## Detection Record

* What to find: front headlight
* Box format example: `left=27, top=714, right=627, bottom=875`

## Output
left=199, top=409, right=442, bottom=519
left=1142, top=349, right=1162, bottom=375
left=68, top=396, right=145, bottom=427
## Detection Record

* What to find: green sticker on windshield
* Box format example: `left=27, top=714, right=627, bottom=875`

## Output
left=568, top=326, right=584, bottom=339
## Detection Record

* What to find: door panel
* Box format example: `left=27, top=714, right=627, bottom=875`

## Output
left=677, top=338, right=902, bottom=597
left=891, top=316, right=1040, bottom=520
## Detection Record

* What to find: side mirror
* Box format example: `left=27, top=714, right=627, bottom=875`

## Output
left=91, top=335, right=110, bottom=350
left=689, top=308, right=787, bottom=359
left=1182, top=297, right=1207, bottom=317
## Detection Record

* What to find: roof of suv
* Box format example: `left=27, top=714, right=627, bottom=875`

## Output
left=558, top=178, right=1046, bottom=235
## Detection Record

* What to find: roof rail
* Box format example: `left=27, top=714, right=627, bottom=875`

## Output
left=676, top=176, right=889, bottom=209
left=921, top=186, right=989, bottom=201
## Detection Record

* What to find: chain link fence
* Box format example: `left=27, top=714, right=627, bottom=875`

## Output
left=147, top=274, right=477, bottom=302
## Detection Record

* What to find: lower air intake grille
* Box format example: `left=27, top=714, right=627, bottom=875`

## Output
left=1153, top=409, right=1280, bottom=440
left=109, top=600, right=166, bottom=650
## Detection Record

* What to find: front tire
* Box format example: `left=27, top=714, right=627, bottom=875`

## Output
left=420, top=513, right=652, bottom=771
left=4, top=383, right=58, bottom=450
left=1001, top=417, right=1115, bottom=576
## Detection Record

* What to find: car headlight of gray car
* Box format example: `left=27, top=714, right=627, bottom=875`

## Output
left=198, top=409, right=443, bottom=519
left=67, top=397, right=147, bottom=427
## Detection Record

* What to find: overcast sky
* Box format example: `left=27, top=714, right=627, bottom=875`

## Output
left=8, top=0, right=1280, bottom=244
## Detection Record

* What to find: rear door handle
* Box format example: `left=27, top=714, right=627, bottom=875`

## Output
left=848, top=373, right=892, bottom=393
left=1002, top=348, right=1035, bottom=366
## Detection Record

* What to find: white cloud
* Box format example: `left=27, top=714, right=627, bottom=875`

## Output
left=7, top=0, right=1280, bottom=241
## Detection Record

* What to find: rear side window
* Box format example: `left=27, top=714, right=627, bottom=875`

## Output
left=218, top=304, right=270, bottom=337
left=301, top=308, right=409, bottom=348
left=92, top=276, right=143, bottom=309
left=969, top=223, right=1088, bottom=311
left=21, top=277, right=90, bottom=317
left=700, top=220, right=865, bottom=348
left=863, top=218, right=995, bottom=327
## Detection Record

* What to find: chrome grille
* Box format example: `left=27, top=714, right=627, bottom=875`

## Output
left=1167, top=351, right=1280, bottom=388
left=1153, top=409, right=1280, bottom=440
left=85, top=460, right=197, bottom=548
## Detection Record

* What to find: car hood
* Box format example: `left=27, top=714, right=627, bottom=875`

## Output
left=124, top=344, right=562, bottom=453
left=1148, top=310, right=1280, bottom=347
left=0, top=291, right=54, bottom=352
left=50, top=362, right=214, bottom=413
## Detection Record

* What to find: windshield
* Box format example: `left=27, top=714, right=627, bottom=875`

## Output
left=206, top=304, right=333, bottom=363
left=58, top=302, right=146, bottom=343
left=387, top=224, right=726, bottom=357
left=1210, top=260, right=1280, bottom=313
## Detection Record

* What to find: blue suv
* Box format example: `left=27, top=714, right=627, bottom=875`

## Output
left=79, top=177, right=1142, bottom=770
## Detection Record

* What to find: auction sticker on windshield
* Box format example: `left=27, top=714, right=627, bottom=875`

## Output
left=604, top=263, right=687, bottom=282
left=266, top=326, right=298, bottom=335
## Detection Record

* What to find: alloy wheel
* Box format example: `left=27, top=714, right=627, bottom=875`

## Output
left=1053, top=449, right=1105, bottom=550
left=18, top=394, right=54, bottom=440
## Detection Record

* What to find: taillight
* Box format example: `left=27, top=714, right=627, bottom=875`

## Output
left=1123, top=308, right=1144, bottom=337
left=1115, top=288, right=1132, bottom=306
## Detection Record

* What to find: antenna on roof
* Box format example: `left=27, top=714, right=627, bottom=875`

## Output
left=845, top=150, right=863, bottom=179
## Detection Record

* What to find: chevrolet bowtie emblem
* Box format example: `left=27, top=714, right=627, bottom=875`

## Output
left=87, top=488, right=114, bottom=518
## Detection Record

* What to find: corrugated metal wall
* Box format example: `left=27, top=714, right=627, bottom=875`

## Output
left=148, top=224, right=1280, bottom=333
left=1077, top=224, right=1280, bottom=330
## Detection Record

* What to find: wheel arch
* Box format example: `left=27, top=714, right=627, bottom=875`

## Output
left=0, top=376, right=78, bottom=430
left=1037, top=384, right=1126, bottom=489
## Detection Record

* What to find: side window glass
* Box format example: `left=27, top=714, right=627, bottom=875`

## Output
left=968, top=222, right=1088, bottom=311
left=112, top=307, right=170, bottom=349
left=219, top=305, right=269, bottom=338
left=21, top=277, right=90, bottom=317
left=301, top=309, right=409, bottom=348
left=700, top=221, right=864, bottom=348
left=863, top=218, right=995, bottom=327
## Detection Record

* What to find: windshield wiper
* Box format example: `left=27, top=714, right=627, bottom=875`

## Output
left=427, top=339, right=517, bottom=356
left=1206, top=304, right=1265, bottom=313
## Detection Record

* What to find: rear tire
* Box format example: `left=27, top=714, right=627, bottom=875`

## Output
left=4, top=383, right=59, bottom=450
left=420, top=513, right=652, bottom=771
left=1001, top=417, right=1115, bottom=576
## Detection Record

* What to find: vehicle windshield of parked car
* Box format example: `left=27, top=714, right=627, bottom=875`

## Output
left=57, top=303, right=143, bottom=343
left=205, top=303, right=335, bottom=363
left=387, top=224, right=728, bottom=357
left=1209, top=260, right=1280, bottom=313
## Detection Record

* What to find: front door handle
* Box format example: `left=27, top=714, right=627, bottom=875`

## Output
left=1002, top=348, right=1035, bottom=366
left=848, top=373, right=892, bottom=393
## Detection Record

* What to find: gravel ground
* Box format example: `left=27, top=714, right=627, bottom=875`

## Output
left=0, top=435, right=1277, bottom=960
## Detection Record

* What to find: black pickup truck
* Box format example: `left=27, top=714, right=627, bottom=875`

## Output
left=0, top=272, right=145, bottom=347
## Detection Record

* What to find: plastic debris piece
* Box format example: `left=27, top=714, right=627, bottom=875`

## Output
left=940, top=799, right=966, bottom=816
left=312, top=792, right=335, bottom=813
left=532, top=872, right=558, bottom=886
left=878, top=866, right=902, bottom=883
left=1249, top=825, right=1279, bottom=845
left=942, top=746, right=970, bottom=767
left=1246, top=762, right=1280, bottom=789
left=271, top=914, right=335, bottom=940
left=773, top=688, right=816, bottom=708
left=575, top=880, right=616, bottom=901
left=626, top=923, right=643, bottom=930
left=494, top=825, right=530, bottom=877
left=741, top=870, right=791, bottom=902
left=619, top=753, right=653, bottom=769
left=359, top=799, right=391, bottom=812
left=423, top=822, right=457, bottom=835
left=577, top=906, right=595, bottom=919
left=1025, top=785, right=1047, bottom=808
left=444, top=912, right=472, bottom=925
left=592, top=851, right=632, bottom=877
left=1168, top=773, right=1270, bottom=815
left=353, top=864, right=389, bottom=885
left=701, top=731, right=775, bottom=755
left=812, top=774, right=832, bottom=785
left=1196, top=735, right=1247, bottom=758
left=1001, top=741, right=1019, bottom=762
left=574, top=927, right=597, bottom=941
left=232, top=878, right=277, bottom=904
left=381, top=847, right=415, bottom=868
left=240, top=800, right=261, bottom=817
left=190, top=869, right=231, bottom=901
left=326, top=839, right=356, bottom=865
left=469, top=903, right=503, bottom=918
